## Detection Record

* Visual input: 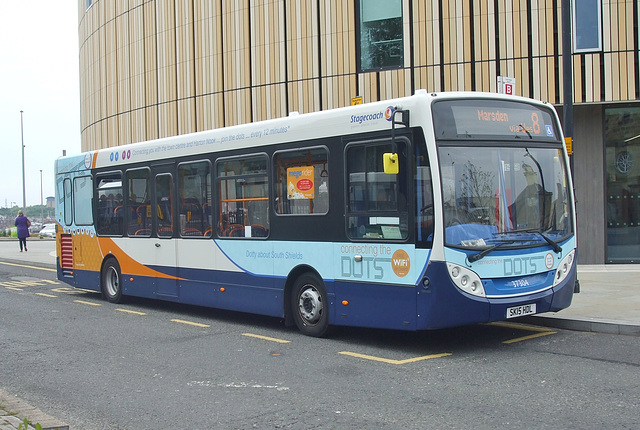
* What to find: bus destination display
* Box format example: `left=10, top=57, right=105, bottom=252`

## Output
left=433, top=100, right=560, bottom=142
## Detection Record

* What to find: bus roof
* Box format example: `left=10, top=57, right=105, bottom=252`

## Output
left=57, top=91, right=555, bottom=173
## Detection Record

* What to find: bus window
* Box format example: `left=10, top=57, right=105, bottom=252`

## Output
left=155, top=174, right=174, bottom=237
left=416, top=143, right=434, bottom=248
left=56, top=176, right=65, bottom=224
left=74, top=176, right=93, bottom=226
left=95, top=173, right=123, bottom=235
left=274, top=147, right=329, bottom=215
left=346, top=140, right=408, bottom=240
left=216, top=155, right=269, bottom=238
left=126, top=168, right=150, bottom=236
left=178, top=161, right=212, bottom=237
left=64, top=178, right=73, bottom=226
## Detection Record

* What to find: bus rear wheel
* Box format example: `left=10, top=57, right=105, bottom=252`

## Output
left=101, top=258, right=123, bottom=303
left=291, top=273, right=329, bottom=337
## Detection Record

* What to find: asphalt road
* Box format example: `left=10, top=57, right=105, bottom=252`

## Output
left=1, top=260, right=639, bottom=429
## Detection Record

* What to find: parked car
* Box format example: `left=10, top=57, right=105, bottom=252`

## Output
left=39, top=223, right=56, bottom=238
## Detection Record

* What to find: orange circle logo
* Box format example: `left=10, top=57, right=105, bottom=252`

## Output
left=391, top=249, right=411, bottom=277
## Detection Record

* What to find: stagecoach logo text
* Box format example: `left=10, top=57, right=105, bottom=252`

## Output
left=350, top=106, right=395, bottom=125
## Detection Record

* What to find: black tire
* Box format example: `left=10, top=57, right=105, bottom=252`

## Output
left=291, top=273, right=329, bottom=337
left=101, top=258, right=123, bottom=303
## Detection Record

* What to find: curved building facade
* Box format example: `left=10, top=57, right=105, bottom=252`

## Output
left=78, top=0, right=640, bottom=264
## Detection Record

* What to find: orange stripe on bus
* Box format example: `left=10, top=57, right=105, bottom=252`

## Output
left=97, top=237, right=185, bottom=280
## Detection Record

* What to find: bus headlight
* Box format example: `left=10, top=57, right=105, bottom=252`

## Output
left=553, top=250, right=575, bottom=287
left=447, top=263, right=485, bottom=297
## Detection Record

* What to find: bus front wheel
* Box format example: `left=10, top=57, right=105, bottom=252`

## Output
left=291, top=273, right=329, bottom=337
left=101, top=258, right=123, bottom=303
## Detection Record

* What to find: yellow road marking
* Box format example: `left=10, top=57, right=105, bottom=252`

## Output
left=74, top=300, right=101, bottom=307
left=35, top=293, right=57, bottom=298
left=116, top=308, right=147, bottom=316
left=19, top=281, right=46, bottom=286
left=0, top=261, right=56, bottom=272
left=171, top=318, right=210, bottom=328
left=339, top=351, right=452, bottom=365
left=487, top=321, right=554, bottom=333
left=502, top=331, right=557, bottom=344
left=41, top=280, right=60, bottom=284
left=5, top=286, right=22, bottom=291
left=486, top=321, right=557, bottom=344
left=242, top=333, right=291, bottom=344
left=0, top=281, right=29, bottom=287
left=51, top=287, right=86, bottom=294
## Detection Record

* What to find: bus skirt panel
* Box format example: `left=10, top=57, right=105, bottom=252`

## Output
left=331, top=280, right=418, bottom=330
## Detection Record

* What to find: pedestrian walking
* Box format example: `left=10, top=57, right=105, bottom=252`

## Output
left=14, top=210, right=31, bottom=252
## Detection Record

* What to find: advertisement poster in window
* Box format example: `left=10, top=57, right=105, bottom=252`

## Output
left=287, top=166, right=315, bottom=200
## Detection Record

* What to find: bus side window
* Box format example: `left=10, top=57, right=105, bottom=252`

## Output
left=178, top=161, right=212, bottom=238
left=274, top=147, right=329, bottom=215
left=346, top=140, right=408, bottom=240
left=95, top=173, right=123, bottom=236
left=416, top=144, right=433, bottom=248
left=126, top=168, right=150, bottom=237
left=155, top=174, right=174, bottom=237
left=216, top=155, right=269, bottom=238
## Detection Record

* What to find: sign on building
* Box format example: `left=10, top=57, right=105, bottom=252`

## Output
left=497, top=76, right=516, bottom=95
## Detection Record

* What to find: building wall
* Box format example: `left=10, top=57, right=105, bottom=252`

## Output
left=573, top=104, right=606, bottom=264
left=78, top=0, right=640, bottom=263
left=78, top=0, right=640, bottom=150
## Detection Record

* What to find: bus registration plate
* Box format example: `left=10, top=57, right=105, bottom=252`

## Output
left=506, top=303, right=536, bottom=318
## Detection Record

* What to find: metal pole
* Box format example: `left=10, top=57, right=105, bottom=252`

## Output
left=40, top=169, right=44, bottom=222
left=20, top=110, right=26, bottom=210
left=562, top=0, right=574, bottom=144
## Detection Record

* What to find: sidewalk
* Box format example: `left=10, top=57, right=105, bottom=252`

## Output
left=0, top=239, right=69, bottom=430
left=0, top=390, right=67, bottom=430
left=1, top=238, right=639, bottom=429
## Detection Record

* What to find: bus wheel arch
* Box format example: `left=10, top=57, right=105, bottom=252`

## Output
left=285, top=266, right=330, bottom=337
left=101, top=255, right=124, bottom=303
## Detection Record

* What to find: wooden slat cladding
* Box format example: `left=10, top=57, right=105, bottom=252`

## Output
left=78, top=0, right=640, bottom=150
left=250, top=0, right=287, bottom=120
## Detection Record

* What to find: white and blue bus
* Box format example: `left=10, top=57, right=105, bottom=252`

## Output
left=55, top=91, right=577, bottom=337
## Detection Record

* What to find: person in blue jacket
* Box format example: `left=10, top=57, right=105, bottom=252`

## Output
left=14, top=210, right=31, bottom=252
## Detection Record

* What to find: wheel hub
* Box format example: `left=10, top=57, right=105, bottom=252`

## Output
left=298, top=287, right=323, bottom=325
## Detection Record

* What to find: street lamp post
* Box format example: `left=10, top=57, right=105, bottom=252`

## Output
left=20, top=110, right=26, bottom=210
left=40, top=169, right=44, bottom=222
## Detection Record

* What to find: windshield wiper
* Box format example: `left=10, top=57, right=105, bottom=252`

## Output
left=515, top=124, right=532, bottom=139
left=536, top=230, right=562, bottom=253
left=468, top=241, right=513, bottom=263
left=497, top=228, right=562, bottom=254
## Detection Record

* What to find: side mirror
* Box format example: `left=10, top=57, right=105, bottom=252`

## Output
left=383, top=153, right=399, bottom=174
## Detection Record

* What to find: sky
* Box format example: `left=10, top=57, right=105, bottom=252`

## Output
left=0, top=1, right=81, bottom=209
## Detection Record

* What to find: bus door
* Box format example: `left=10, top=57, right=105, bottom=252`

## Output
left=152, top=166, right=179, bottom=298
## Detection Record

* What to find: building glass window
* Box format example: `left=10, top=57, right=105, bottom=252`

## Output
left=605, top=107, right=640, bottom=263
left=573, top=0, right=602, bottom=53
left=358, top=0, right=404, bottom=71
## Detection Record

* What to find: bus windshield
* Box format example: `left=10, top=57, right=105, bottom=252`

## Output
left=438, top=145, right=573, bottom=250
